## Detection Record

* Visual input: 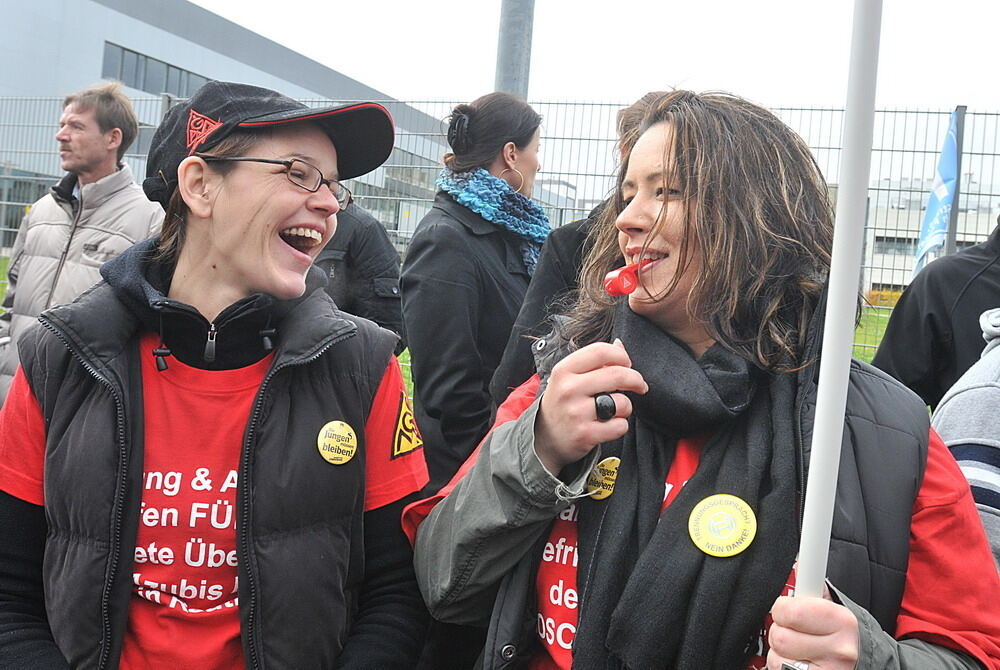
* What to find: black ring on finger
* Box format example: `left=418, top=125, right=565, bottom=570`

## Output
left=594, top=393, right=616, bottom=421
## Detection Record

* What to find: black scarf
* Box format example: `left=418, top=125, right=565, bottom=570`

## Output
left=571, top=303, right=800, bottom=669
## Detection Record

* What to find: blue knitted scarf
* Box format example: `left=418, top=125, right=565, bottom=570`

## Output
left=436, top=167, right=551, bottom=274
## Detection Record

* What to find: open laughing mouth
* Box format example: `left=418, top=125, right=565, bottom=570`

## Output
left=278, top=227, right=324, bottom=254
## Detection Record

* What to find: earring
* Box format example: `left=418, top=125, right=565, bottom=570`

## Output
left=498, top=168, right=525, bottom=194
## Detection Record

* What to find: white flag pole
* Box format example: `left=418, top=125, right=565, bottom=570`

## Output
left=795, top=0, right=883, bottom=598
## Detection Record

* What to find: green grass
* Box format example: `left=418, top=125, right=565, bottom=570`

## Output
left=853, top=305, right=892, bottom=363
left=0, top=257, right=7, bottom=304
left=398, top=348, right=413, bottom=398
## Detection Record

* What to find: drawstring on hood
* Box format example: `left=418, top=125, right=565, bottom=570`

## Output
left=153, top=313, right=172, bottom=371
left=260, top=320, right=276, bottom=353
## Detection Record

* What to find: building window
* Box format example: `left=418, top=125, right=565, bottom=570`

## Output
left=102, top=42, right=210, bottom=97
left=121, top=49, right=138, bottom=89
left=144, top=59, right=167, bottom=97
left=873, top=236, right=917, bottom=256
left=102, top=42, right=121, bottom=80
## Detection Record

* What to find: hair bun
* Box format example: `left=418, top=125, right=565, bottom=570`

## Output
left=447, top=107, right=473, bottom=155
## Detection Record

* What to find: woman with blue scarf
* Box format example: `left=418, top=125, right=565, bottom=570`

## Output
left=402, top=92, right=548, bottom=497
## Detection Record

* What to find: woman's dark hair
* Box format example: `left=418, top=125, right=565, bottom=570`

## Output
left=567, top=90, right=835, bottom=372
left=156, top=129, right=268, bottom=264
left=615, top=91, right=667, bottom=159
left=443, top=92, right=542, bottom=171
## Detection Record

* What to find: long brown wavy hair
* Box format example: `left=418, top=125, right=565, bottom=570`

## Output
left=566, top=91, right=834, bottom=372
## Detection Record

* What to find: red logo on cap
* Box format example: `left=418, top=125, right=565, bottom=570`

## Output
left=186, top=109, right=222, bottom=154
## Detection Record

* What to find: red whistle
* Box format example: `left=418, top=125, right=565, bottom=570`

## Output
left=603, top=260, right=652, bottom=296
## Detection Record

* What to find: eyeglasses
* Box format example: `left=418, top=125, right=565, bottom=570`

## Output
left=196, top=155, right=352, bottom=207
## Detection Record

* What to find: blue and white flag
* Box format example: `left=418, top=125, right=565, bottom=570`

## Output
left=913, top=110, right=961, bottom=277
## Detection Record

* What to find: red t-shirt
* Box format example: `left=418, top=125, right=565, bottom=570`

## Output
left=0, top=332, right=428, bottom=669
left=529, top=436, right=704, bottom=669
left=528, top=427, right=1000, bottom=669
left=401, top=375, right=1000, bottom=670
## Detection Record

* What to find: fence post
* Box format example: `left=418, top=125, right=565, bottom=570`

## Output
left=0, top=163, right=9, bottom=249
left=494, top=0, right=534, bottom=97
left=159, top=93, right=175, bottom=122
left=943, top=105, right=967, bottom=256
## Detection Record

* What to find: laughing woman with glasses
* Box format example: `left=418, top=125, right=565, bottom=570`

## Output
left=0, top=82, right=429, bottom=669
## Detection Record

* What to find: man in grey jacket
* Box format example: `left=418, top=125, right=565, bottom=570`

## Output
left=933, top=307, right=1000, bottom=567
left=0, top=82, right=162, bottom=402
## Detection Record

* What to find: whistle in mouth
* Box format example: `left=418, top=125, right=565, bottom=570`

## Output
left=603, top=259, right=652, bottom=296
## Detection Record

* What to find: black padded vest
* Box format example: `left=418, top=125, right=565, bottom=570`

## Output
left=21, top=281, right=395, bottom=669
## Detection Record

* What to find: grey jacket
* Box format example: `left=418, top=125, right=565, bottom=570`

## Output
left=415, top=357, right=981, bottom=670
left=0, top=165, right=162, bottom=401
left=933, top=307, right=1000, bottom=566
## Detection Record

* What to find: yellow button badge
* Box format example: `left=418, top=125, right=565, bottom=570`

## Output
left=316, top=420, right=357, bottom=465
left=688, top=494, right=757, bottom=557
left=585, top=457, right=620, bottom=500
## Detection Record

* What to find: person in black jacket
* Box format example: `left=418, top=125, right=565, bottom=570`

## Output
left=873, top=220, right=1000, bottom=408
left=401, top=92, right=548, bottom=494
left=313, top=203, right=405, bottom=353
left=400, top=92, right=547, bottom=670
left=489, top=213, right=597, bottom=406
left=490, top=92, right=665, bottom=406
left=0, top=81, right=429, bottom=669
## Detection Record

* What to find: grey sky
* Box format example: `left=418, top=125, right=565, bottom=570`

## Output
left=188, top=0, right=995, bottom=110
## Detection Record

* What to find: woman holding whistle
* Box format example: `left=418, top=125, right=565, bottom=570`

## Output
left=407, top=90, right=1000, bottom=670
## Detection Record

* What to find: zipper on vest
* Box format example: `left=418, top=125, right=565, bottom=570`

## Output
left=39, top=317, right=129, bottom=670
left=204, top=323, right=217, bottom=363
left=238, top=323, right=357, bottom=669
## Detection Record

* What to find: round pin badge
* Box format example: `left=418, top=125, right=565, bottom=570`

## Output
left=687, top=494, right=757, bottom=557
left=316, top=420, right=358, bottom=465
left=585, top=457, right=620, bottom=500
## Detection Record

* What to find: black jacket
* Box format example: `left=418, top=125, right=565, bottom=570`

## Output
left=401, top=192, right=530, bottom=492
left=314, top=204, right=405, bottom=353
left=873, top=222, right=1000, bottom=408
left=490, top=212, right=598, bottom=407
left=0, top=241, right=427, bottom=669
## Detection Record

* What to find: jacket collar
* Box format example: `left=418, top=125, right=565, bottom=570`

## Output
left=40, top=281, right=354, bottom=387
left=51, top=164, right=137, bottom=212
left=431, top=191, right=529, bottom=277
left=433, top=191, right=499, bottom=236
left=40, top=238, right=350, bottom=381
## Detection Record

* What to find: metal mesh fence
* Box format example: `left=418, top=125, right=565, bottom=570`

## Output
left=2, top=97, right=998, bottom=360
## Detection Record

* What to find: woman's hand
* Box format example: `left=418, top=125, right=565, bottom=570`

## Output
left=766, top=586, right=860, bottom=670
left=533, top=339, right=648, bottom=474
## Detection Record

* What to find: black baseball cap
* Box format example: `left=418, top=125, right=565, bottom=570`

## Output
left=143, top=80, right=394, bottom=207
